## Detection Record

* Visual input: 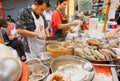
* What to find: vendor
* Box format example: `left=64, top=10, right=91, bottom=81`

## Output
left=115, top=5, right=120, bottom=25
left=106, top=27, right=120, bottom=39
left=16, top=0, right=49, bottom=57
left=51, top=0, right=78, bottom=38
left=107, top=5, right=120, bottom=39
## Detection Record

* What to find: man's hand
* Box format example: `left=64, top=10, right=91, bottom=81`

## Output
left=36, top=33, right=46, bottom=40
left=70, top=22, right=78, bottom=26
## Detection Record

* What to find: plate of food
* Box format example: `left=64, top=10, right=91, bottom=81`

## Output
left=46, top=72, right=71, bottom=81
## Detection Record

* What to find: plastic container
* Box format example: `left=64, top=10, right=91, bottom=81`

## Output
left=19, top=61, right=29, bottom=81
left=97, top=17, right=104, bottom=32
left=110, top=21, right=117, bottom=29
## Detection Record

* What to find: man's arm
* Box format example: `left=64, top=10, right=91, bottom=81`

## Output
left=57, top=22, right=78, bottom=29
left=17, top=29, right=46, bottom=40
left=114, top=27, right=120, bottom=33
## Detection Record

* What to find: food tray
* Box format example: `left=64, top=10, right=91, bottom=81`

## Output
left=93, top=65, right=118, bottom=81
left=85, top=57, right=114, bottom=63
left=75, top=54, right=114, bottom=63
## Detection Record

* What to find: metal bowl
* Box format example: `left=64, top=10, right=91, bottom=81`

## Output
left=28, top=64, right=49, bottom=81
left=0, top=58, right=22, bottom=81
left=25, top=58, right=41, bottom=65
left=51, top=55, right=95, bottom=81
left=37, top=52, right=51, bottom=67
left=37, top=52, right=51, bottom=61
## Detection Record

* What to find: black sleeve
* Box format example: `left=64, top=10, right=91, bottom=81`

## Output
left=16, top=8, right=36, bottom=31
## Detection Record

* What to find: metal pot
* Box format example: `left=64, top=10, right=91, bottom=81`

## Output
left=37, top=52, right=51, bottom=67
left=51, top=55, right=95, bottom=81
left=0, top=58, right=21, bottom=81
left=0, top=44, right=19, bottom=59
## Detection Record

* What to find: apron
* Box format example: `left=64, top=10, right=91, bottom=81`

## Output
left=27, top=12, right=46, bottom=57
left=54, top=10, right=67, bottom=38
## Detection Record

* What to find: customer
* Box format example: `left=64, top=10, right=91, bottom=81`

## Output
left=51, top=0, right=78, bottom=37
left=43, top=3, right=52, bottom=24
left=16, top=0, right=49, bottom=57
left=0, top=17, right=26, bottom=61
left=43, top=3, right=52, bottom=36
left=7, top=17, right=16, bottom=36
left=7, top=15, right=15, bottom=23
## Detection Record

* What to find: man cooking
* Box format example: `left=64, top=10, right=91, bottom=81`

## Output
left=16, top=0, right=49, bottom=58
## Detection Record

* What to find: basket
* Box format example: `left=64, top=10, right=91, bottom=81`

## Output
left=46, top=42, right=74, bottom=58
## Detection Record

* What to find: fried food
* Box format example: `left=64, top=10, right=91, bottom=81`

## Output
left=50, top=74, right=64, bottom=81
left=74, top=38, right=82, bottom=43
left=87, top=39, right=99, bottom=46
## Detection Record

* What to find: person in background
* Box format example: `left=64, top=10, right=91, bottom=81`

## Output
left=0, top=17, right=8, bottom=44
left=51, top=0, right=78, bottom=38
left=16, top=0, right=49, bottom=58
left=115, top=5, right=120, bottom=25
left=107, top=5, right=120, bottom=39
left=106, top=26, right=120, bottom=39
left=7, top=15, right=15, bottom=23
left=43, top=3, right=52, bottom=23
left=41, top=14, right=50, bottom=37
left=43, top=3, right=52, bottom=36
left=7, top=18, right=17, bottom=36
left=0, top=17, right=26, bottom=61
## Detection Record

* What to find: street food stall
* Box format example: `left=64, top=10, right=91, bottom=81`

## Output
left=0, top=0, right=120, bottom=81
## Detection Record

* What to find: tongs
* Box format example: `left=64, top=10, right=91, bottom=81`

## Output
left=93, top=64, right=120, bottom=67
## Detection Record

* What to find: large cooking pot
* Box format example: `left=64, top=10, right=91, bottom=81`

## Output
left=0, top=44, right=20, bottom=60
left=0, top=44, right=22, bottom=81
left=0, top=58, right=22, bottom=81
left=51, top=55, right=95, bottom=81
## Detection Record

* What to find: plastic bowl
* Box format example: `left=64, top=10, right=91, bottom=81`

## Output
left=19, top=61, right=29, bottom=81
